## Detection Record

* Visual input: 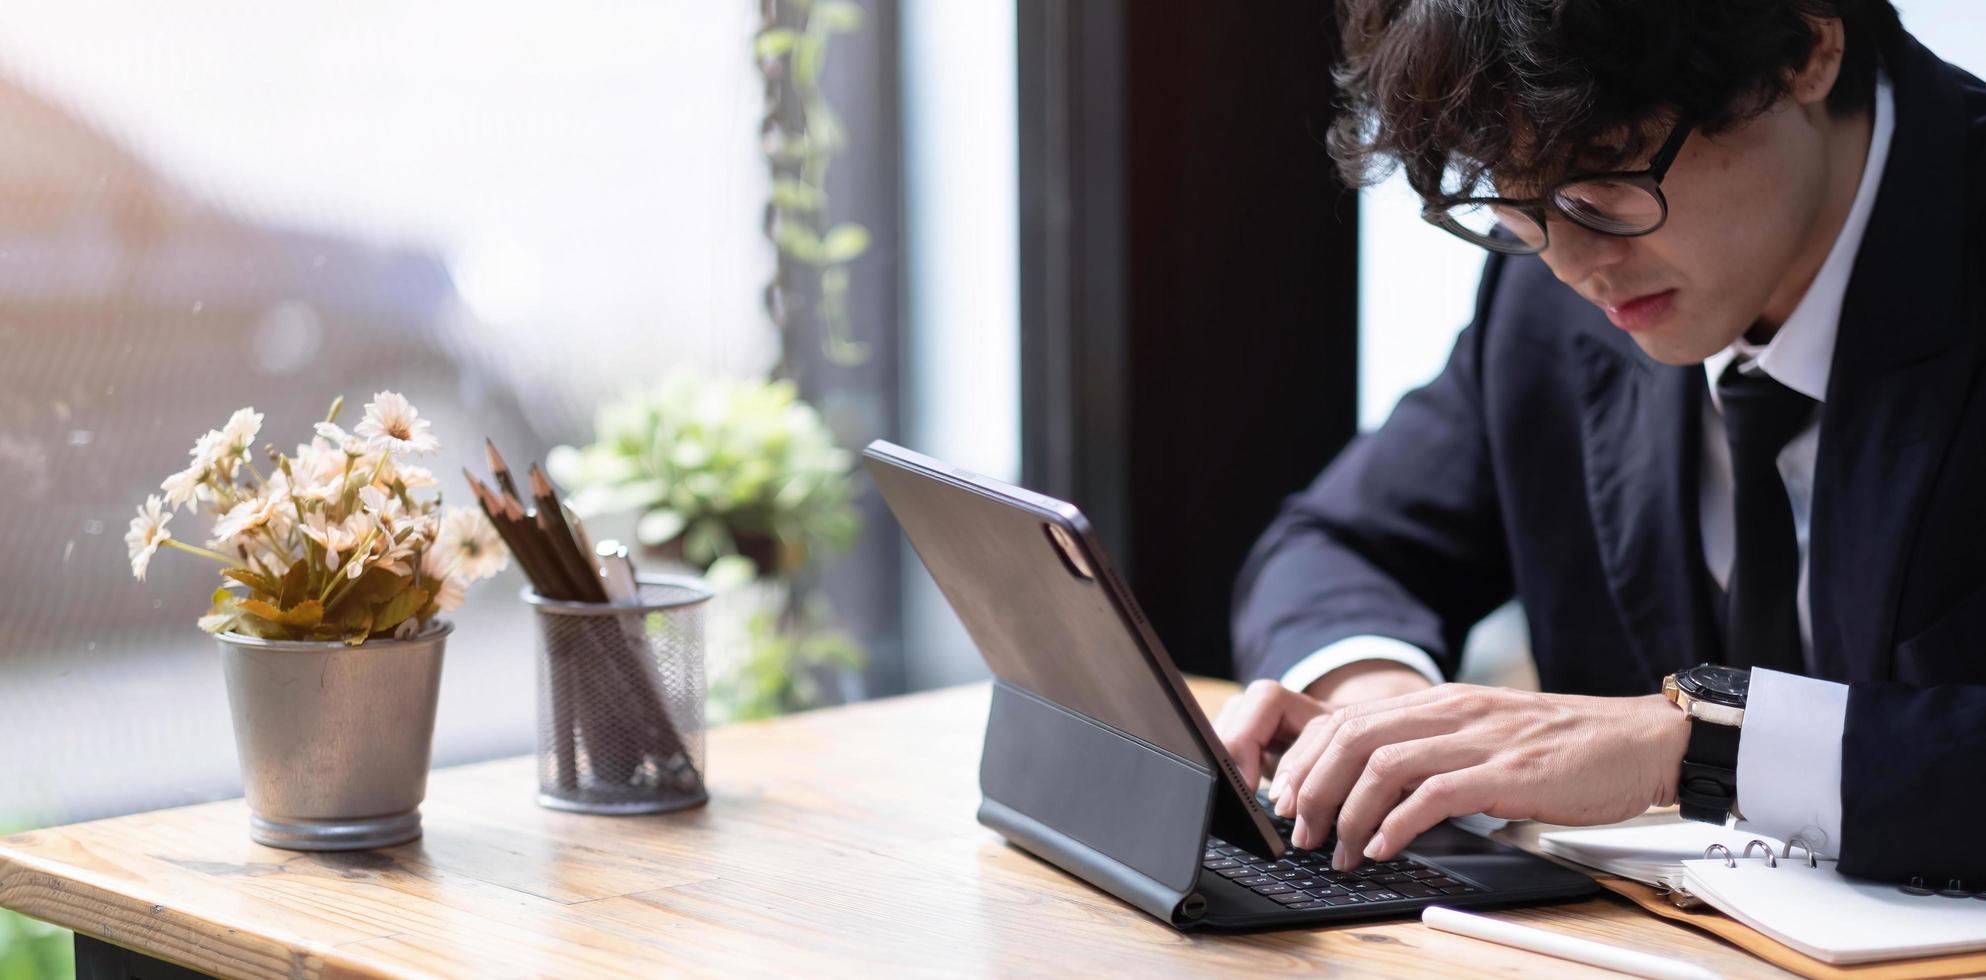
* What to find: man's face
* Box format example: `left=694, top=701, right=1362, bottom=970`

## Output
left=1529, top=97, right=1839, bottom=365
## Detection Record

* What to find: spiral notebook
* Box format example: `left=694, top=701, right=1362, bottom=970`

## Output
left=1680, top=848, right=1986, bottom=965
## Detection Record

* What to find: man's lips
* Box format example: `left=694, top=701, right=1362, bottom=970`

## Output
left=1599, top=289, right=1677, bottom=332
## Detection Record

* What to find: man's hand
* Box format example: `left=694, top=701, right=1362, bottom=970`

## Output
left=1214, top=663, right=1434, bottom=790
left=1262, top=685, right=1691, bottom=869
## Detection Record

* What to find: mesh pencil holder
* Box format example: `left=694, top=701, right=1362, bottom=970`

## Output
left=523, top=575, right=713, bottom=814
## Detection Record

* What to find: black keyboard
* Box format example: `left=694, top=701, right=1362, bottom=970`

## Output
left=1202, top=799, right=1482, bottom=911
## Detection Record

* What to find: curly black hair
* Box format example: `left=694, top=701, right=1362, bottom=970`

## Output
left=1329, top=0, right=1903, bottom=203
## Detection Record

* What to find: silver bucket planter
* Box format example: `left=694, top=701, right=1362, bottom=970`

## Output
left=216, top=621, right=451, bottom=851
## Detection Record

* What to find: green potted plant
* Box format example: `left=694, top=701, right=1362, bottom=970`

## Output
left=128, top=393, right=508, bottom=849
left=548, top=374, right=862, bottom=720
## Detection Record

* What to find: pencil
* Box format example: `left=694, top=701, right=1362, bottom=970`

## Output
left=531, top=463, right=607, bottom=603
left=486, top=438, right=523, bottom=502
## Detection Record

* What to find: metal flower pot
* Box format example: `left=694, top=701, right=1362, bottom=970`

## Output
left=215, top=621, right=451, bottom=850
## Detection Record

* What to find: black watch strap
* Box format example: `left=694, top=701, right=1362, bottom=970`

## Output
left=1678, top=719, right=1741, bottom=823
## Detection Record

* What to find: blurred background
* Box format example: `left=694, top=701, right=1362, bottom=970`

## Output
left=1, top=1, right=1981, bottom=974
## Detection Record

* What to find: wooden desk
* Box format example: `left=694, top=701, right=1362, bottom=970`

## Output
left=0, top=679, right=1785, bottom=978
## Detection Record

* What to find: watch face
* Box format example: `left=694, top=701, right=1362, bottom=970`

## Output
left=1678, top=665, right=1750, bottom=705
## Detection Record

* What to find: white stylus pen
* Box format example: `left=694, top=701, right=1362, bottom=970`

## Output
left=1422, top=906, right=1720, bottom=980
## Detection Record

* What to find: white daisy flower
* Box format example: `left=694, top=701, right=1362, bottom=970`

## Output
left=160, top=463, right=204, bottom=511
left=355, top=391, right=440, bottom=456
left=432, top=573, right=468, bottom=611
left=192, top=428, right=235, bottom=479
left=433, top=506, right=509, bottom=581
left=302, top=509, right=368, bottom=570
left=125, top=495, right=173, bottom=581
left=213, top=482, right=288, bottom=543
left=292, top=439, right=349, bottom=502
left=394, top=463, right=439, bottom=490
left=222, top=407, right=263, bottom=452
left=312, top=422, right=366, bottom=456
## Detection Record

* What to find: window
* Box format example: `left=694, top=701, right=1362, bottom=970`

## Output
left=0, top=1, right=814, bottom=824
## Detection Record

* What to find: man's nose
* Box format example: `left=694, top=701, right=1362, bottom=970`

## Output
left=1539, top=219, right=1632, bottom=286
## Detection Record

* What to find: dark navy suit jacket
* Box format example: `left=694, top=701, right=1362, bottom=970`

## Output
left=1232, top=33, right=1986, bottom=883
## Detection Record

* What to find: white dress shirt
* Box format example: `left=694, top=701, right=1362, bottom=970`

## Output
left=1283, top=76, right=1895, bottom=857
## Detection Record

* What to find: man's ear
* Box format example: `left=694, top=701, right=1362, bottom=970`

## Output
left=1790, top=17, right=1847, bottom=107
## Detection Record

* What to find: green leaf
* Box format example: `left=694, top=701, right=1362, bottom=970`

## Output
left=792, top=34, right=825, bottom=86
left=335, top=598, right=375, bottom=631
left=237, top=598, right=287, bottom=623
left=753, top=27, right=797, bottom=59
left=773, top=222, right=822, bottom=263
left=636, top=508, right=687, bottom=547
left=276, top=599, right=324, bottom=629
left=770, top=177, right=824, bottom=212
left=221, top=567, right=282, bottom=599
left=371, top=587, right=429, bottom=634
left=330, top=567, right=404, bottom=618
left=816, top=0, right=864, bottom=31
left=280, top=558, right=310, bottom=609
left=705, top=554, right=759, bottom=591
left=820, top=223, right=869, bottom=263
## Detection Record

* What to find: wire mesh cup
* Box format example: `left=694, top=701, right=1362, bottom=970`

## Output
left=524, top=575, right=712, bottom=814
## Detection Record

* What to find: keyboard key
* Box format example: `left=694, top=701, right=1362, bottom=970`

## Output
left=1438, top=885, right=1477, bottom=895
left=1288, top=879, right=1322, bottom=891
left=1254, top=883, right=1294, bottom=896
left=1303, top=886, right=1347, bottom=898
left=1321, top=894, right=1365, bottom=906
left=1406, top=868, right=1442, bottom=880
left=1392, top=881, right=1439, bottom=898
left=1204, top=849, right=1225, bottom=862
left=1366, top=890, right=1403, bottom=902
left=1423, top=877, right=1460, bottom=889
left=1287, top=900, right=1329, bottom=911
left=1236, top=876, right=1273, bottom=887
left=1203, top=859, right=1240, bottom=870
left=1371, top=872, right=1410, bottom=883
left=1350, top=882, right=1380, bottom=892
left=1215, top=866, right=1253, bottom=878
left=1269, top=891, right=1312, bottom=905
left=1269, top=869, right=1302, bottom=880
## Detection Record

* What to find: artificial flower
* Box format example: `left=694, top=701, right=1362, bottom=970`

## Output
left=355, top=391, right=439, bottom=456
left=433, top=506, right=509, bottom=581
left=222, top=407, right=263, bottom=452
left=213, top=480, right=288, bottom=543
left=160, top=463, right=204, bottom=511
left=432, top=574, right=468, bottom=612
left=125, top=495, right=173, bottom=581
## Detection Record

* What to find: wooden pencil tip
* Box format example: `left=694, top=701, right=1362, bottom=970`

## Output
left=485, top=438, right=507, bottom=473
left=530, top=463, right=552, bottom=497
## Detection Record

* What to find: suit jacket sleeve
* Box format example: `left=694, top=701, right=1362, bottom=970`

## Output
left=1837, top=681, right=1986, bottom=882
left=1231, top=253, right=1517, bottom=683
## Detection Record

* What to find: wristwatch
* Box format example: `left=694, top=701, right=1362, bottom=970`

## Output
left=1661, top=664, right=1749, bottom=824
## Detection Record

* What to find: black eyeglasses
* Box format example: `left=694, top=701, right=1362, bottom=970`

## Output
left=1421, top=116, right=1695, bottom=255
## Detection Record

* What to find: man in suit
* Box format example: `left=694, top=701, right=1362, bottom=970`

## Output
left=1217, top=0, right=1986, bottom=885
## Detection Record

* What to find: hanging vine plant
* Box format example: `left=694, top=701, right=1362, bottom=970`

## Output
left=756, top=0, right=872, bottom=373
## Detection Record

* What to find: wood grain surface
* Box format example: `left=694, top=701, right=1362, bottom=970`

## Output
left=0, top=678, right=1790, bottom=978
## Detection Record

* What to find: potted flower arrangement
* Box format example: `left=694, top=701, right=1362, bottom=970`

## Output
left=548, top=374, right=862, bottom=720
left=127, top=392, right=507, bottom=850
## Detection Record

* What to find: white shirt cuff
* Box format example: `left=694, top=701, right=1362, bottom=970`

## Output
left=1732, top=667, right=1847, bottom=858
left=1279, top=635, right=1444, bottom=696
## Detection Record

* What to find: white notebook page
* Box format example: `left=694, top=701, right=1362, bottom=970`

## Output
left=1681, top=858, right=1986, bottom=965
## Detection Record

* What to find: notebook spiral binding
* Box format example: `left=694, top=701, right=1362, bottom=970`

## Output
left=1702, top=838, right=1986, bottom=900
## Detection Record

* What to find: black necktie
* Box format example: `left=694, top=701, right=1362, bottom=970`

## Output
left=1718, top=359, right=1816, bottom=674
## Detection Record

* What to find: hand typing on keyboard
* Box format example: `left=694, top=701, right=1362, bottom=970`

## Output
left=1213, top=679, right=1692, bottom=872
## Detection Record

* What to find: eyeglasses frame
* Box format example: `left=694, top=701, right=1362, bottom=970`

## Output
left=1421, top=115, right=1697, bottom=255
